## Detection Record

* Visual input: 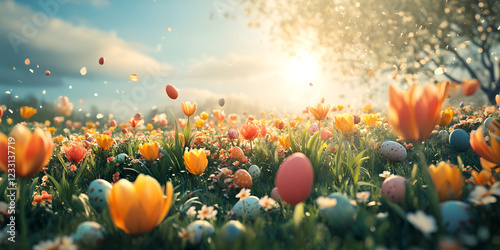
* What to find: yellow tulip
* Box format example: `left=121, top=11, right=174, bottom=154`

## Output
left=96, top=134, right=114, bottom=150
left=0, top=125, right=53, bottom=178
left=147, top=123, right=154, bottom=131
left=181, top=102, right=197, bottom=117
left=200, top=112, right=209, bottom=121
left=309, top=103, right=330, bottom=121
left=195, top=119, right=205, bottom=129
left=183, top=148, right=208, bottom=175
left=334, top=113, right=354, bottom=134
left=389, top=81, right=449, bottom=142
left=428, top=162, right=464, bottom=201
left=278, top=135, right=291, bottom=149
left=361, top=113, right=379, bottom=128
left=6, top=118, right=13, bottom=124
left=438, top=107, right=454, bottom=127
left=20, top=106, right=37, bottom=119
left=108, top=175, right=174, bottom=235
left=363, top=104, right=373, bottom=113
left=139, top=141, right=159, bottom=161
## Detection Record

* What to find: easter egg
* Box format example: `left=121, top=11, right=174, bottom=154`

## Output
left=165, top=85, right=178, bottom=99
left=98, top=57, right=105, bottom=65
left=232, top=196, right=261, bottom=219
left=270, top=187, right=280, bottom=201
left=45, top=70, right=50, bottom=76
left=320, top=193, right=356, bottom=228
left=459, top=102, right=465, bottom=108
left=308, top=123, right=319, bottom=136
left=0, top=108, right=3, bottom=118
left=440, top=201, right=472, bottom=233
left=228, top=128, right=239, bottom=140
left=233, top=169, right=252, bottom=188
left=380, top=175, right=407, bottom=203
left=186, top=220, right=215, bottom=244
left=449, top=129, right=470, bottom=152
left=219, top=98, right=225, bottom=107
left=275, top=153, right=314, bottom=205
left=115, top=153, right=129, bottom=163
left=88, top=179, right=112, bottom=212
left=73, top=221, right=104, bottom=247
left=484, top=117, right=494, bottom=129
left=221, top=220, right=246, bottom=242
left=380, top=141, right=407, bottom=162
left=437, top=130, right=449, bottom=144
left=230, top=147, right=245, bottom=161
left=248, top=165, right=260, bottom=179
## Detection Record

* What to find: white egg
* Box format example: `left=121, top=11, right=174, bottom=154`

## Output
left=115, top=153, right=129, bottom=163
left=88, top=179, right=112, bottom=212
left=380, top=141, right=407, bottom=162
left=186, top=220, right=215, bottom=244
left=232, top=196, right=261, bottom=219
left=248, top=165, right=261, bottom=179
left=72, top=221, right=104, bottom=247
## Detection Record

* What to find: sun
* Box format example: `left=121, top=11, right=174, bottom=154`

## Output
left=286, top=53, right=319, bottom=83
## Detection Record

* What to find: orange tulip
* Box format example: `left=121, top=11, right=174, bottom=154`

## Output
left=389, top=81, right=449, bottom=142
left=183, top=148, right=208, bottom=175
left=240, top=121, right=259, bottom=141
left=278, top=135, right=291, bottom=149
left=108, top=174, right=174, bottom=235
left=496, top=94, right=500, bottom=106
left=363, top=104, right=373, bottom=113
left=139, top=141, right=159, bottom=161
left=428, top=162, right=464, bottom=201
left=181, top=102, right=197, bottom=117
left=334, top=113, right=354, bottom=134
left=470, top=121, right=500, bottom=172
left=0, top=125, right=53, bottom=178
left=438, top=107, right=454, bottom=127
left=273, top=119, right=285, bottom=130
left=96, top=134, right=114, bottom=150
left=461, top=79, right=480, bottom=96
left=309, top=103, right=330, bottom=121
left=63, top=142, right=87, bottom=164
left=200, top=111, right=209, bottom=120
left=20, top=106, right=37, bottom=119
left=471, top=170, right=495, bottom=186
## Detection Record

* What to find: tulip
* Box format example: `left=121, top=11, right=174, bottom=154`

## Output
left=273, top=119, right=285, bottom=130
left=195, top=119, right=205, bottom=129
left=181, top=102, right=197, bottom=117
left=470, top=122, right=500, bottom=172
left=55, top=96, right=73, bottom=116
left=363, top=104, right=373, bottom=113
left=309, top=103, right=330, bottom=121
left=240, top=121, right=259, bottom=141
left=0, top=125, right=53, bottom=178
left=183, top=148, right=208, bottom=175
left=389, top=81, right=449, bottom=142
left=96, top=134, right=114, bottom=150
left=108, top=175, right=174, bottom=235
left=200, top=112, right=209, bottom=120
left=428, top=162, right=464, bottom=201
left=334, top=113, right=354, bottom=134
left=438, top=107, right=454, bottom=127
left=139, top=141, right=159, bottom=161
left=20, top=106, right=37, bottom=119
left=63, top=142, right=87, bottom=164
left=471, top=170, right=495, bottom=186
left=278, top=135, right=291, bottom=149
left=361, top=113, right=379, bottom=128
left=461, top=79, right=480, bottom=96
left=496, top=94, right=500, bottom=106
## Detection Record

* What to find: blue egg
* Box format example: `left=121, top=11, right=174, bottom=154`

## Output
left=484, top=117, right=494, bottom=129
left=441, top=201, right=472, bottom=233
left=115, top=153, right=129, bottom=163
left=221, top=220, right=246, bottom=242
left=459, top=102, right=465, bottom=108
left=449, top=129, right=470, bottom=152
left=319, top=193, right=356, bottom=229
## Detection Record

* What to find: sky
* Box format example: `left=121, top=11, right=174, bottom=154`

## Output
left=0, top=0, right=390, bottom=120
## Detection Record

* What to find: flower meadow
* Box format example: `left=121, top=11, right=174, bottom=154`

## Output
left=2, top=81, right=500, bottom=250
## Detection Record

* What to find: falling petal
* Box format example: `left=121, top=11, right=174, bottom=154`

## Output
left=80, top=67, right=87, bottom=76
left=130, top=74, right=138, bottom=82
left=25, top=58, right=30, bottom=65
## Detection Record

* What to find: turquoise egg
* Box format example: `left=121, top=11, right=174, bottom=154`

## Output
left=221, top=220, right=246, bottom=242
left=449, top=129, right=470, bottom=152
left=115, top=153, right=129, bottom=163
left=187, top=220, right=215, bottom=244
left=441, top=201, right=472, bottom=233
left=319, top=193, right=356, bottom=229
left=484, top=117, right=494, bottom=129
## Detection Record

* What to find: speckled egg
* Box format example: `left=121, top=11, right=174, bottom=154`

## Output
left=115, top=153, right=129, bottom=163
left=380, top=175, right=407, bottom=203
left=88, top=179, right=112, bottom=212
left=248, top=165, right=261, bottom=179
left=230, top=147, right=245, bottom=161
left=186, top=220, right=215, bottom=244
left=221, top=220, right=246, bottom=242
left=437, top=130, right=449, bottom=144
left=228, top=129, right=239, bottom=140
left=73, top=221, right=105, bottom=247
left=232, top=196, right=261, bottom=219
left=320, top=193, right=356, bottom=229
left=380, top=141, right=407, bottom=162
left=233, top=169, right=252, bottom=188
left=441, top=201, right=472, bottom=233
left=449, top=129, right=470, bottom=152
left=275, top=153, right=314, bottom=205
left=484, top=117, right=494, bottom=129
left=309, top=123, right=319, bottom=135
left=270, top=187, right=280, bottom=201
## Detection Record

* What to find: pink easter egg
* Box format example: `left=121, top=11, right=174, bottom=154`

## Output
left=98, top=57, right=105, bottom=65
left=309, top=123, right=319, bottom=135
left=381, top=175, right=407, bottom=203
left=275, top=153, right=314, bottom=205
left=270, top=187, right=280, bottom=201
left=165, top=84, right=178, bottom=99
left=228, top=129, right=239, bottom=140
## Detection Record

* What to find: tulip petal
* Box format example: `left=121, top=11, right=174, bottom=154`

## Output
left=470, top=128, right=496, bottom=162
left=134, top=175, right=164, bottom=226
left=158, top=182, right=174, bottom=225
left=108, top=179, right=137, bottom=233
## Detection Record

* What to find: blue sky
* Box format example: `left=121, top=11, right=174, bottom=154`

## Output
left=0, top=0, right=383, bottom=120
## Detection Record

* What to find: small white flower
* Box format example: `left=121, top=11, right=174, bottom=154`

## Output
left=467, top=184, right=500, bottom=205
left=236, top=188, right=251, bottom=201
left=259, top=195, right=277, bottom=211
left=33, top=236, right=77, bottom=250
left=406, top=210, right=437, bottom=238
left=316, top=196, right=337, bottom=209
left=356, top=191, right=371, bottom=203
left=376, top=212, right=388, bottom=220
left=197, top=205, right=217, bottom=220
left=186, top=206, right=197, bottom=219
left=379, top=171, right=391, bottom=178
